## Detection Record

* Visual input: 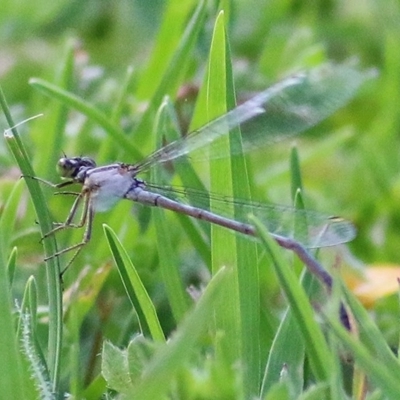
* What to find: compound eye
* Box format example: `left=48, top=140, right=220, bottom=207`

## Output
left=57, top=157, right=78, bottom=178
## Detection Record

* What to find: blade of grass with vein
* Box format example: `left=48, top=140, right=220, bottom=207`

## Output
left=103, top=224, right=165, bottom=342
left=128, top=266, right=233, bottom=400
left=250, top=215, right=333, bottom=383
left=0, top=85, right=63, bottom=393
left=206, top=11, right=261, bottom=396
left=205, top=10, right=240, bottom=373
left=151, top=101, right=191, bottom=322
left=223, top=22, right=261, bottom=399
left=262, top=149, right=314, bottom=397
left=261, top=306, right=306, bottom=398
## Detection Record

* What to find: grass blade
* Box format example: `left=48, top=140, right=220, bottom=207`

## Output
left=103, top=224, right=165, bottom=342
left=250, top=214, right=333, bottom=382
left=0, top=85, right=63, bottom=393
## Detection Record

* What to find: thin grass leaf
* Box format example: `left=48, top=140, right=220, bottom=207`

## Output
left=103, top=224, right=165, bottom=342
left=262, top=153, right=323, bottom=397
left=261, top=300, right=306, bottom=397
left=193, top=11, right=262, bottom=397
left=151, top=100, right=191, bottom=322
left=0, top=85, right=63, bottom=393
left=223, top=25, right=262, bottom=400
left=205, top=11, right=241, bottom=383
left=250, top=214, right=333, bottom=382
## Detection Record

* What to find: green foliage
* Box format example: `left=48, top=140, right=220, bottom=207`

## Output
left=1, top=0, right=399, bottom=399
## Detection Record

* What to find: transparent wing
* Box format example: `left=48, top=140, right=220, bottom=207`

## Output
left=144, top=183, right=356, bottom=248
left=134, top=62, right=374, bottom=172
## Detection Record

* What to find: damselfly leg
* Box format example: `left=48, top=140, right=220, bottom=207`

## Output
left=26, top=175, right=95, bottom=275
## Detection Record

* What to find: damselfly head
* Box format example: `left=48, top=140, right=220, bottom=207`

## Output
left=57, top=156, right=96, bottom=179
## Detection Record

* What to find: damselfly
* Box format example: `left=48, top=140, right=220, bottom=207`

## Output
left=33, top=63, right=370, bottom=276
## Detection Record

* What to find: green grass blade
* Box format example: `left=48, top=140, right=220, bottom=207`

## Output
left=225, top=30, right=262, bottom=400
left=261, top=298, right=306, bottom=397
left=151, top=101, right=191, bottom=322
left=204, top=11, right=241, bottom=383
left=250, top=214, right=333, bottom=382
left=206, top=11, right=261, bottom=397
left=262, top=148, right=321, bottom=397
left=103, top=224, right=165, bottom=342
left=0, top=85, right=63, bottom=393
